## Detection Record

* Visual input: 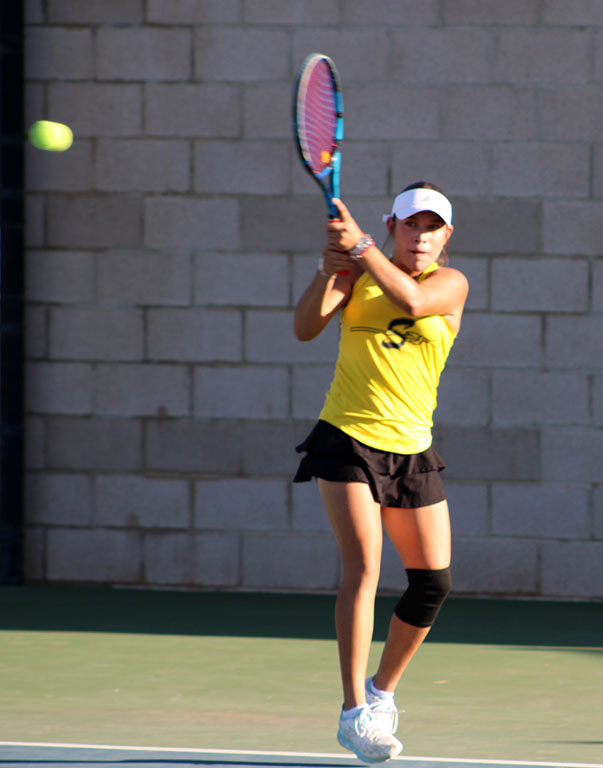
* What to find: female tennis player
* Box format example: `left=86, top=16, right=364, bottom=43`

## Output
left=293, top=182, right=468, bottom=763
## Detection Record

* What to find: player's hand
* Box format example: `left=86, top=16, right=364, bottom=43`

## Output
left=327, top=199, right=365, bottom=252
left=321, top=245, right=355, bottom=276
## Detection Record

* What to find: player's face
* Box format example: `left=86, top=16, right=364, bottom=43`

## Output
left=391, top=211, right=453, bottom=277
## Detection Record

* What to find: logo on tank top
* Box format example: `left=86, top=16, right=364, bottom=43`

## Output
left=351, top=318, right=431, bottom=349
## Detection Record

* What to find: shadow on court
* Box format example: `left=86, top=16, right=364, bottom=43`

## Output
left=1, top=585, right=602, bottom=648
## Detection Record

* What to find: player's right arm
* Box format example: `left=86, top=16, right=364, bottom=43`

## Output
left=293, top=247, right=357, bottom=341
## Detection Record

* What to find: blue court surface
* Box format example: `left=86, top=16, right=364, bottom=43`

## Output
left=1, top=744, right=602, bottom=768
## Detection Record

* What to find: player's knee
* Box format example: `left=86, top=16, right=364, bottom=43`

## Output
left=394, top=567, right=451, bottom=628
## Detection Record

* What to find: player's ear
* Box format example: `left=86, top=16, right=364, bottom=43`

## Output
left=386, top=216, right=396, bottom=236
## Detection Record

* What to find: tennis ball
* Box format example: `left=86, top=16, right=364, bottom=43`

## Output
left=29, top=120, right=73, bottom=152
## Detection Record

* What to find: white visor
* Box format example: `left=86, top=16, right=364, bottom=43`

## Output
left=383, top=188, right=452, bottom=226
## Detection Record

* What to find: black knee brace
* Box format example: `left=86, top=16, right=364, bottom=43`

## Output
left=394, top=567, right=451, bottom=628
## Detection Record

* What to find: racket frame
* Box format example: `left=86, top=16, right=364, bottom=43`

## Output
left=292, top=53, right=343, bottom=219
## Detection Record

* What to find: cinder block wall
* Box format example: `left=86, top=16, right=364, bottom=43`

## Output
left=24, top=0, right=603, bottom=599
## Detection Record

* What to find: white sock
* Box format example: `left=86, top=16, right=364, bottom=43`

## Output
left=369, top=677, right=394, bottom=698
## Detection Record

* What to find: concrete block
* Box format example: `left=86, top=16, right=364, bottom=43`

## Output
left=292, top=364, right=334, bottom=419
left=97, top=251, right=191, bottom=307
left=97, top=28, right=191, bottom=81
left=49, top=307, right=144, bottom=361
left=246, top=310, right=340, bottom=363
left=449, top=313, right=541, bottom=368
left=436, top=368, right=489, bottom=426
left=243, top=84, right=291, bottom=139
left=543, top=0, right=603, bottom=26
left=446, top=483, right=489, bottom=537
left=594, top=487, right=603, bottom=540
left=195, top=478, right=288, bottom=530
left=144, top=533, right=193, bottom=585
left=492, top=258, right=588, bottom=312
left=48, top=0, right=143, bottom=23
left=47, top=528, right=142, bottom=583
left=593, top=375, right=603, bottom=426
left=25, top=417, right=46, bottom=470
left=437, top=426, right=540, bottom=481
left=26, top=362, right=93, bottom=415
left=542, top=427, right=603, bottom=483
left=392, top=28, right=493, bottom=84
left=25, top=306, right=47, bottom=359
left=324, top=142, right=389, bottom=197
left=26, top=473, right=93, bottom=526
left=242, top=197, right=324, bottom=252
left=95, top=364, right=190, bottom=417
left=26, top=27, right=93, bottom=80
left=147, top=0, right=241, bottom=24
left=97, top=140, right=190, bottom=192
left=452, top=199, right=540, bottom=254
left=26, top=195, right=44, bottom=248
left=24, top=527, right=44, bottom=582
left=451, top=538, right=539, bottom=595
left=147, top=308, right=242, bottom=362
left=146, top=84, right=240, bottom=138
left=195, top=28, right=289, bottom=82
left=440, top=86, right=537, bottom=140
left=194, top=365, right=289, bottom=419
left=48, top=83, right=142, bottom=137
left=345, top=86, right=439, bottom=141
left=342, top=0, right=438, bottom=24
left=449, top=256, right=488, bottom=312
left=242, top=533, right=339, bottom=589
left=241, top=420, right=310, bottom=476
left=541, top=541, right=603, bottom=598
left=47, top=196, right=142, bottom=249
left=493, top=29, right=590, bottom=84
left=492, top=143, right=589, bottom=198
left=26, top=141, right=94, bottom=192
left=146, top=419, right=243, bottom=473
left=194, top=534, right=240, bottom=587
left=26, top=250, right=94, bottom=303
left=96, top=475, right=189, bottom=529
left=492, top=371, right=589, bottom=426
left=492, top=484, right=590, bottom=539
left=592, top=259, right=603, bottom=310
left=539, top=87, right=603, bottom=141
left=391, top=143, right=490, bottom=198
left=25, top=82, right=44, bottom=126
left=245, top=0, right=339, bottom=23
left=194, top=253, right=289, bottom=307
left=144, top=197, right=239, bottom=250
left=442, top=0, right=539, bottom=24
left=25, top=0, right=45, bottom=23
left=545, top=316, right=603, bottom=369
left=293, top=30, right=389, bottom=82
left=292, top=480, right=331, bottom=533
left=194, top=140, right=289, bottom=195
left=47, top=417, right=141, bottom=471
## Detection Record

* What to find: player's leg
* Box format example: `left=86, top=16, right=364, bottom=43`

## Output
left=374, top=500, right=451, bottom=692
left=318, top=479, right=383, bottom=710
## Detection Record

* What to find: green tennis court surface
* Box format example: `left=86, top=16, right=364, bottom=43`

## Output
left=0, top=587, right=602, bottom=766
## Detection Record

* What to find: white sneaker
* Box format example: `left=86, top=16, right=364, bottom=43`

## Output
left=365, top=677, right=399, bottom=735
left=337, top=706, right=403, bottom=763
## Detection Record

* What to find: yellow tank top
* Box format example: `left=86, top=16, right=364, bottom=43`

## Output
left=319, top=264, right=456, bottom=454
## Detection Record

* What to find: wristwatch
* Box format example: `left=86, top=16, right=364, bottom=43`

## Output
left=349, top=235, right=375, bottom=260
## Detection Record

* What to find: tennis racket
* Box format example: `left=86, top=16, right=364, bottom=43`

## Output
left=293, top=53, right=343, bottom=220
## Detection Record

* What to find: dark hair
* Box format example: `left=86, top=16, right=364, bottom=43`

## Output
left=383, top=180, right=451, bottom=266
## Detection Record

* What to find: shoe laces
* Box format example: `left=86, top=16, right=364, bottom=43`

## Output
left=368, top=697, right=399, bottom=733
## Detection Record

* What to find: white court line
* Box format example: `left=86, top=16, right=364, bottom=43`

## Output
left=0, top=742, right=601, bottom=768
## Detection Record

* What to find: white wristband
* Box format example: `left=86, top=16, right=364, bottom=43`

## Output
left=318, top=258, right=334, bottom=278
